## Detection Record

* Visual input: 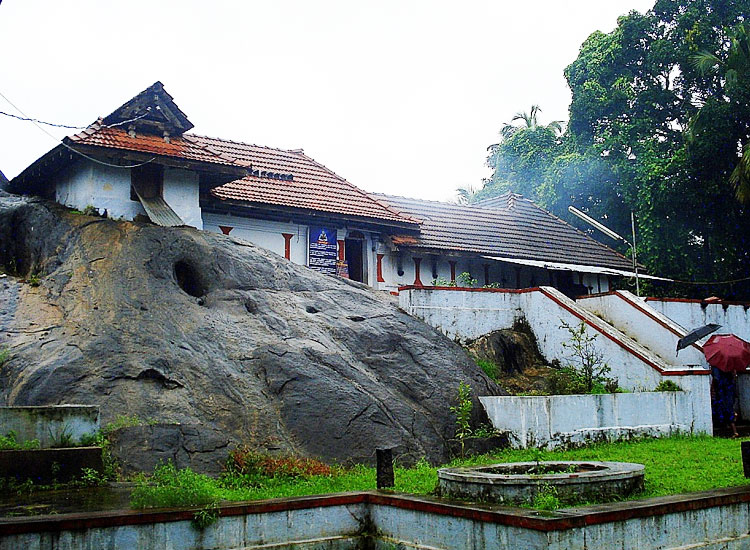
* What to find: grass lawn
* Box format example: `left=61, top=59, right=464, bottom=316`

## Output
left=130, top=435, right=750, bottom=510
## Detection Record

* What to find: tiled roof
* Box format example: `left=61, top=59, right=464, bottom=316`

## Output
left=67, top=122, right=247, bottom=167
left=376, top=192, right=634, bottom=271
left=195, top=135, right=417, bottom=227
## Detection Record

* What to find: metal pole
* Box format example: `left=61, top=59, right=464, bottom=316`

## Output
left=631, top=211, right=640, bottom=297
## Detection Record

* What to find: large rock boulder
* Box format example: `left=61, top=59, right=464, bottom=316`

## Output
left=0, top=193, right=502, bottom=467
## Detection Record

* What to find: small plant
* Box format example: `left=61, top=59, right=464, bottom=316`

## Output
left=450, top=382, right=473, bottom=458
left=532, top=483, right=561, bottom=511
left=0, top=431, right=40, bottom=450
left=27, top=272, right=41, bottom=287
left=191, top=501, right=220, bottom=530
left=49, top=423, right=75, bottom=448
left=0, top=346, right=10, bottom=368
left=554, top=320, right=617, bottom=394
left=654, top=380, right=682, bottom=392
left=431, top=276, right=456, bottom=287
left=456, top=272, right=478, bottom=287
left=482, top=282, right=503, bottom=289
left=476, top=358, right=500, bottom=381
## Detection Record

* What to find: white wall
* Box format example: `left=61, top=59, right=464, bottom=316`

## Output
left=577, top=291, right=706, bottom=368
left=203, top=212, right=309, bottom=265
left=55, top=162, right=202, bottom=229
left=647, top=298, right=750, bottom=341
left=399, top=286, right=712, bottom=394
left=480, top=391, right=712, bottom=449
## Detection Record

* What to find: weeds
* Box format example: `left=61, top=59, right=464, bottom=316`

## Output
left=549, top=320, right=619, bottom=394
left=532, top=484, right=561, bottom=511
left=191, top=502, right=220, bottom=530
left=0, top=431, right=40, bottom=450
left=48, top=423, right=74, bottom=448
left=456, top=272, right=478, bottom=287
left=654, top=380, right=683, bottom=392
left=0, top=346, right=10, bottom=368
left=476, top=358, right=500, bottom=381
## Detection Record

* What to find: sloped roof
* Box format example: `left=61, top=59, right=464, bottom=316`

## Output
left=67, top=122, right=247, bottom=167
left=198, top=135, right=418, bottom=227
left=376, top=192, right=634, bottom=271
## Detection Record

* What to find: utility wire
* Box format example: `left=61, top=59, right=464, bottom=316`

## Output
left=0, top=90, right=156, bottom=170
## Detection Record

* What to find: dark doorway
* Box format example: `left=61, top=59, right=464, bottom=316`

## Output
left=345, top=238, right=364, bottom=283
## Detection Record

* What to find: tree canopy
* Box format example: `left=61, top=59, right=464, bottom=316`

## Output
left=481, top=0, right=750, bottom=299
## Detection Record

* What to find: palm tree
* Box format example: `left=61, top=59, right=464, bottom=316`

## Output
left=691, top=23, right=750, bottom=202
left=455, top=185, right=478, bottom=205
left=500, top=105, right=563, bottom=140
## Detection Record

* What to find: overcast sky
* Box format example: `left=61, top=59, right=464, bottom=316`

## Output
left=0, top=0, right=654, bottom=201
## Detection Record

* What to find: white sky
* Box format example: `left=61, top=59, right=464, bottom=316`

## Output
left=0, top=0, right=654, bottom=202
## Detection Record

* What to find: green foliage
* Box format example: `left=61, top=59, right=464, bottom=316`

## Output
left=654, top=380, right=683, bottom=392
left=430, top=276, right=456, bottom=287
left=456, top=272, right=477, bottom=287
left=552, top=321, right=618, bottom=394
left=0, top=346, right=10, bottom=368
left=128, top=436, right=750, bottom=510
left=191, top=502, right=220, bottom=531
left=131, top=461, right=220, bottom=509
left=0, top=431, right=40, bottom=451
left=532, top=483, right=561, bottom=511
left=103, top=414, right=156, bottom=435
left=449, top=382, right=473, bottom=457
left=479, top=1, right=750, bottom=299
left=48, top=423, right=74, bottom=448
left=26, top=272, right=40, bottom=287
left=476, top=358, right=500, bottom=381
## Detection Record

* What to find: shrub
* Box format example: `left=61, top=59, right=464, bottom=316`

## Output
left=225, top=447, right=332, bottom=479
left=456, top=272, right=478, bottom=287
left=431, top=276, right=456, bottom=287
left=0, top=431, right=40, bottom=450
left=555, top=320, right=618, bottom=394
left=450, top=382, right=473, bottom=457
left=654, top=380, right=683, bottom=392
left=0, top=346, right=10, bottom=368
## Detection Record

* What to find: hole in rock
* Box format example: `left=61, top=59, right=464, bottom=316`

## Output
left=174, top=260, right=206, bottom=298
left=245, top=299, right=257, bottom=314
left=348, top=315, right=366, bottom=322
left=305, top=306, right=319, bottom=314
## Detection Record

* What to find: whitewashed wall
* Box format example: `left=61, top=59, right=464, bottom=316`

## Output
left=55, top=162, right=202, bottom=229
left=480, top=392, right=712, bottom=449
left=399, top=286, right=711, bottom=394
left=202, top=212, right=308, bottom=265
left=647, top=298, right=750, bottom=340
left=577, top=291, right=707, bottom=368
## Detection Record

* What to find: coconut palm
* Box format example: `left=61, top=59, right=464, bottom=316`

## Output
left=455, top=185, right=478, bottom=205
left=500, top=105, right=563, bottom=140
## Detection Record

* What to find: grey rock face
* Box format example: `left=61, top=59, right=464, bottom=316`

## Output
left=0, top=193, right=501, bottom=467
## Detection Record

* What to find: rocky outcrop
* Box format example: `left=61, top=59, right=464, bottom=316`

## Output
left=0, top=192, right=502, bottom=467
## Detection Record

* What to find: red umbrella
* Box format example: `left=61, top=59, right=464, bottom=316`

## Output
left=703, top=334, right=750, bottom=372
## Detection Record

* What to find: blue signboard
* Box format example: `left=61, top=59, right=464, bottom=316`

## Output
left=308, top=227, right=338, bottom=275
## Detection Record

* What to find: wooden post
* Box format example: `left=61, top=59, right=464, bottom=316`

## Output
left=376, top=448, right=394, bottom=489
left=742, top=442, right=750, bottom=478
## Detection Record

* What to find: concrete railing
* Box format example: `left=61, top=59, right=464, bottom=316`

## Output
left=577, top=291, right=706, bottom=368
left=398, top=286, right=710, bottom=390
left=480, top=392, right=712, bottom=449
left=646, top=297, right=750, bottom=341
left=0, top=405, right=99, bottom=447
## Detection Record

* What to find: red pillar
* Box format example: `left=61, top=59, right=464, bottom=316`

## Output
left=337, top=240, right=346, bottom=261
left=218, top=226, right=233, bottom=235
left=448, top=260, right=457, bottom=282
left=413, top=257, right=423, bottom=286
left=282, top=233, right=294, bottom=260
left=376, top=254, right=385, bottom=283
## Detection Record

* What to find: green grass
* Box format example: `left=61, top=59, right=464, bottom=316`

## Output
left=130, top=435, right=750, bottom=510
left=476, top=358, right=500, bottom=381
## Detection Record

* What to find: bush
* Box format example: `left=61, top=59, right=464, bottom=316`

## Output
left=654, top=380, right=683, bottom=392
left=225, top=447, right=332, bottom=479
left=551, top=320, right=619, bottom=394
